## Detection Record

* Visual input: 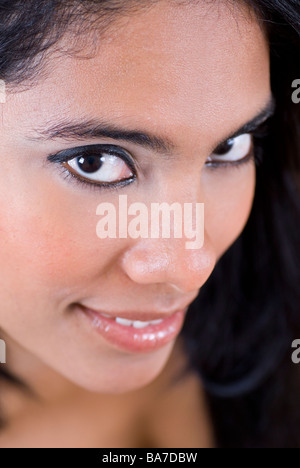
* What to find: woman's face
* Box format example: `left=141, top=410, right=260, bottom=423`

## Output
left=0, top=1, right=271, bottom=393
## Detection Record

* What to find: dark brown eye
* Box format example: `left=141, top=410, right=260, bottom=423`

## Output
left=64, top=152, right=134, bottom=183
left=214, top=139, right=235, bottom=155
left=77, top=156, right=103, bottom=174
left=207, top=134, right=253, bottom=164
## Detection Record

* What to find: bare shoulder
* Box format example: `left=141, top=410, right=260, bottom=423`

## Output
left=139, top=339, right=215, bottom=448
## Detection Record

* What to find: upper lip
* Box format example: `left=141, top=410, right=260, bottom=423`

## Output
left=79, top=304, right=191, bottom=322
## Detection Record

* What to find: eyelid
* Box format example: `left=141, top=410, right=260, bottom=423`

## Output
left=60, top=167, right=136, bottom=192
left=212, top=114, right=274, bottom=154
left=47, top=144, right=137, bottom=175
left=206, top=134, right=254, bottom=167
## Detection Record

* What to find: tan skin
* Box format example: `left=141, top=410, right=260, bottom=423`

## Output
left=0, top=1, right=270, bottom=447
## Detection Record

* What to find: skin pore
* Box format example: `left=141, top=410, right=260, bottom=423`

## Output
left=0, top=0, right=271, bottom=447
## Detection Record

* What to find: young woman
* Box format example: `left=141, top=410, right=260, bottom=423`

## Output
left=0, top=0, right=299, bottom=448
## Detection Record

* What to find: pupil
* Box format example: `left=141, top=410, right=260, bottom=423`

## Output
left=77, top=156, right=102, bottom=173
left=214, top=139, right=234, bottom=155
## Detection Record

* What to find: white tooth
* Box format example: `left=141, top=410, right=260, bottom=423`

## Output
left=116, top=317, right=133, bottom=327
left=133, top=320, right=150, bottom=329
left=150, top=319, right=163, bottom=325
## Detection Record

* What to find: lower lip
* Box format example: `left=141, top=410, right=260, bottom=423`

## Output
left=78, top=306, right=187, bottom=353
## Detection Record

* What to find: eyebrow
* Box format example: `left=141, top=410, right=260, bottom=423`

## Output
left=28, top=95, right=276, bottom=154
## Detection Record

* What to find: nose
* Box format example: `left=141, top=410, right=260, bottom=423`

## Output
left=121, top=230, right=216, bottom=294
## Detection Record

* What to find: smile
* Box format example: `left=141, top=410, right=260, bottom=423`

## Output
left=77, top=305, right=188, bottom=354
left=104, top=315, right=163, bottom=328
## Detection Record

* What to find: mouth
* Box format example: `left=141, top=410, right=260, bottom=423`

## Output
left=76, top=304, right=188, bottom=354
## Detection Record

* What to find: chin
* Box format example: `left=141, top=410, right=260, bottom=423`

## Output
left=56, top=341, right=175, bottom=394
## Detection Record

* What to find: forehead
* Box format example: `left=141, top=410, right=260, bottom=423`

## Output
left=7, top=1, right=270, bottom=148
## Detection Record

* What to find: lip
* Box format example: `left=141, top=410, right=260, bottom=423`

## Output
left=77, top=305, right=188, bottom=354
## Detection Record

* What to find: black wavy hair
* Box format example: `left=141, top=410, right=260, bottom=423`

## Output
left=0, top=0, right=299, bottom=448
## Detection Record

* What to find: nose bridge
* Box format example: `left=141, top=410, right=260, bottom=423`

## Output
left=157, top=169, right=204, bottom=204
left=145, top=169, right=206, bottom=240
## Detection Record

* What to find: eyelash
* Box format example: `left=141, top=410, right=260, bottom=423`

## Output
left=49, top=144, right=137, bottom=193
left=205, top=150, right=255, bottom=169
left=58, top=164, right=136, bottom=193
left=206, top=121, right=271, bottom=170
left=251, top=121, right=271, bottom=167
left=50, top=122, right=271, bottom=191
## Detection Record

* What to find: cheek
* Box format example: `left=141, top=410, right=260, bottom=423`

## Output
left=203, top=162, right=256, bottom=258
left=0, top=171, right=119, bottom=299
